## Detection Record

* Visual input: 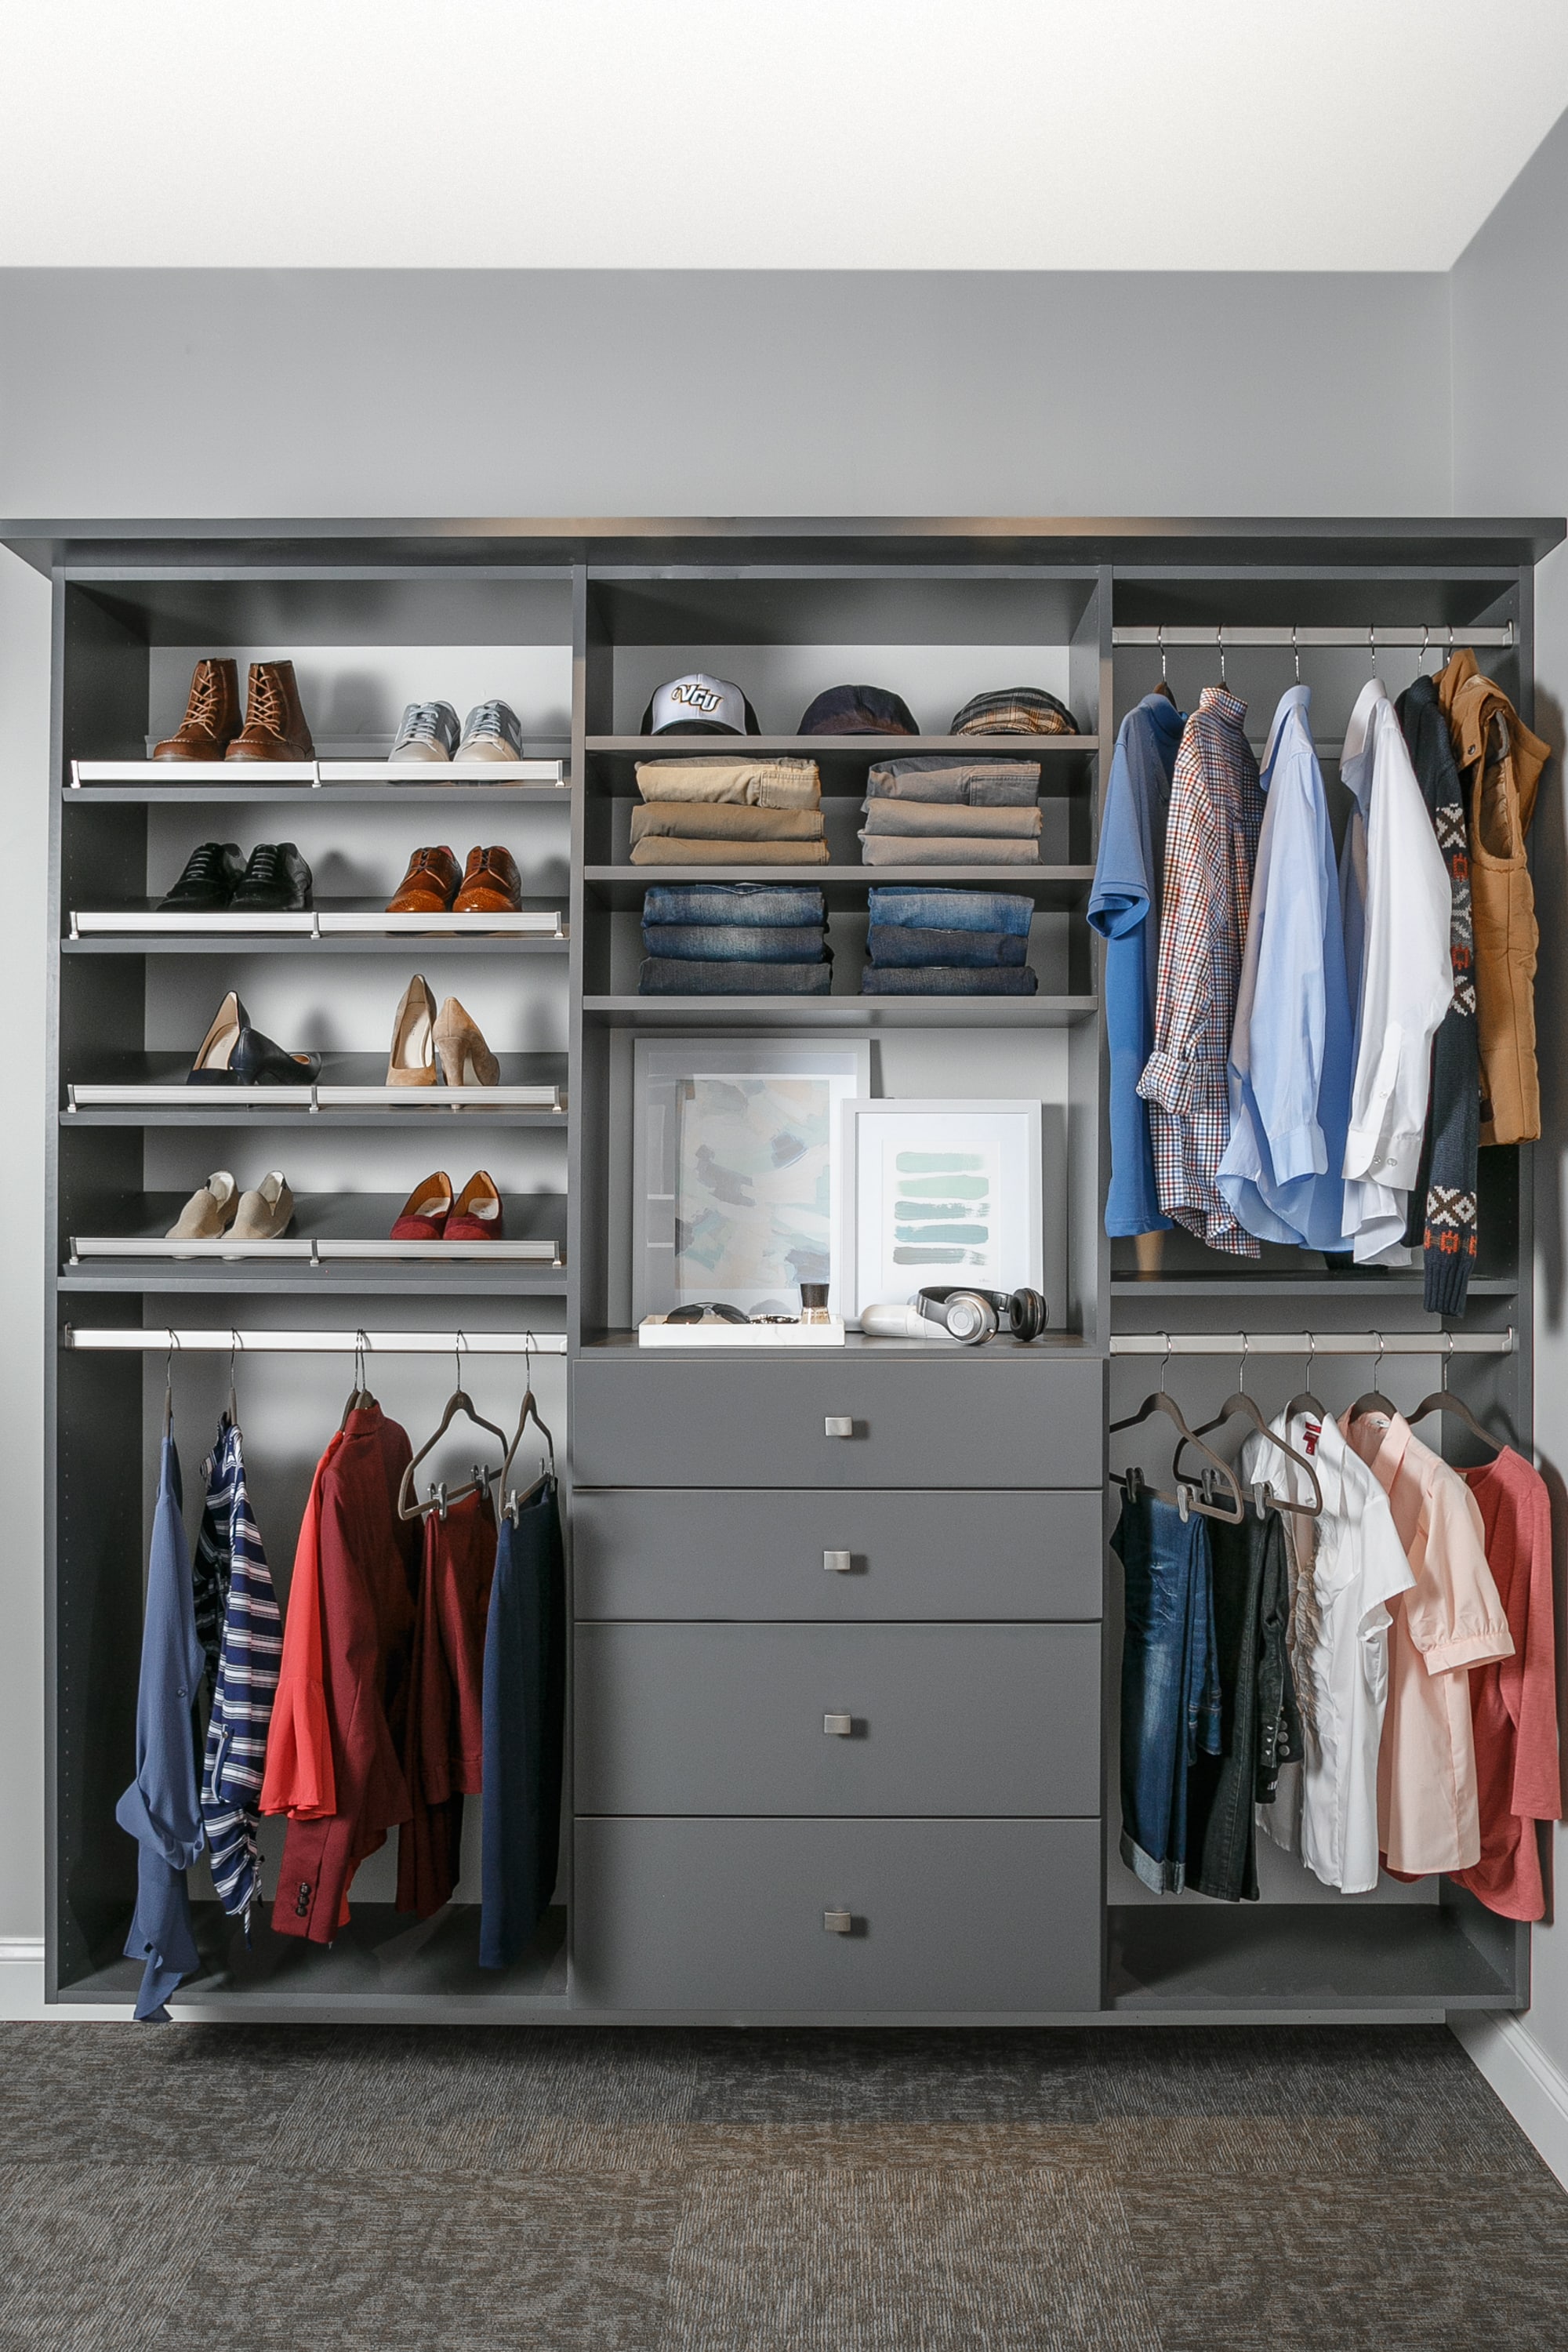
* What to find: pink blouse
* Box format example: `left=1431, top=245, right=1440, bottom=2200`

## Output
left=1341, top=1410, right=1514, bottom=1875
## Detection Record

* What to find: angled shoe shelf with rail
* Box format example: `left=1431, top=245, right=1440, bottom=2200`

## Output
left=10, top=514, right=1559, bottom=2025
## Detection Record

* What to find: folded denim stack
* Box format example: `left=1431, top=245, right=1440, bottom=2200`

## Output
left=630, top=757, right=829, bottom=866
left=858, top=756, right=1043, bottom=866
left=639, top=882, right=832, bottom=995
left=862, top=887, right=1037, bottom=996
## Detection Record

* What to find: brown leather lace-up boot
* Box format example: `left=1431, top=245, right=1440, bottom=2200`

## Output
left=154, top=659, right=241, bottom=760
left=226, top=660, right=316, bottom=762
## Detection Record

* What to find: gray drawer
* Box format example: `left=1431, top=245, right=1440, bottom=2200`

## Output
left=573, top=1816, right=1102, bottom=2014
left=571, top=1350, right=1103, bottom=1489
left=575, top=1621, right=1101, bottom=1815
left=573, top=1488, right=1102, bottom=1621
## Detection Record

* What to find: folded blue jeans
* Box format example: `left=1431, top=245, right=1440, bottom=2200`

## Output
left=866, top=887, right=1033, bottom=937
left=640, top=956, right=833, bottom=995
left=641, top=923, right=826, bottom=963
left=868, top=924, right=1025, bottom=968
left=860, top=965, right=1037, bottom=996
left=641, top=883, right=826, bottom=928
left=1112, top=1489, right=1221, bottom=1894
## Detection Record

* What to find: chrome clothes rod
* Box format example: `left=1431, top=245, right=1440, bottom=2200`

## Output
left=1113, top=625, right=1514, bottom=650
left=64, top=1327, right=567, bottom=1356
left=1111, top=1330, right=1512, bottom=1358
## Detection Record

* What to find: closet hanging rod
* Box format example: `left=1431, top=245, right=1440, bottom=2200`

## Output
left=1113, top=624, right=1514, bottom=651
left=64, top=1326, right=567, bottom=1357
left=1111, top=1330, right=1512, bottom=1359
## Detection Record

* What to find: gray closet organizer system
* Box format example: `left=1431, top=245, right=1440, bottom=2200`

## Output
left=12, top=513, right=1560, bottom=2025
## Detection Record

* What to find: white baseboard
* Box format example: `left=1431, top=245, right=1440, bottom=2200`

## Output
left=0, top=1937, right=44, bottom=1966
left=1452, top=2011, right=1568, bottom=2190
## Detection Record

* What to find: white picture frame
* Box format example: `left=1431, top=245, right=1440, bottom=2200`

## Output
left=632, top=1036, right=873, bottom=1321
left=837, top=1097, right=1044, bottom=1323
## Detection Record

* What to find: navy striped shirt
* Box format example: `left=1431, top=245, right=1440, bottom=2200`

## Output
left=194, top=1418, right=282, bottom=1929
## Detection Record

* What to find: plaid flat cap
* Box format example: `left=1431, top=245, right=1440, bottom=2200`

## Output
left=949, top=688, right=1079, bottom=737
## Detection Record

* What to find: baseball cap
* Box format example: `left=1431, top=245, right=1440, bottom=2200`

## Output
left=797, top=684, right=919, bottom=736
left=641, top=673, right=760, bottom=736
left=949, top=688, right=1079, bottom=737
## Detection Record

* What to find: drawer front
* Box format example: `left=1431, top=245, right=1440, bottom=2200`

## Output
left=575, top=1621, right=1101, bottom=1816
left=573, top=1816, right=1102, bottom=2014
left=573, top=1488, right=1103, bottom=1621
left=571, top=1352, right=1103, bottom=1489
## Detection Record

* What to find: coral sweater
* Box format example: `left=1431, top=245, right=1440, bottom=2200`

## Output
left=1455, top=1447, right=1561, bottom=1921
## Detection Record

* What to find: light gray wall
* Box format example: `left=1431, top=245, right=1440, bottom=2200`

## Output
left=0, top=267, right=1452, bottom=521
left=1453, top=109, right=1568, bottom=2087
left=0, top=260, right=1455, bottom=1951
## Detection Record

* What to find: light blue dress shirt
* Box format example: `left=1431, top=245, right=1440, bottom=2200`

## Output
left=1088, top=692, right=1183, bottom=1236
left=1216, top=684, right=1353, bottom=1252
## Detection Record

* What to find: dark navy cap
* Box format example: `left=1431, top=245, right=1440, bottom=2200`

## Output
left=797, top=684, right=919, bottom=736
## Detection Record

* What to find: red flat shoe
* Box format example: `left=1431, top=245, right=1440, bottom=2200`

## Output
left=391, top=1170, right=453, bottom=1240
left=445, top=1170, right=504, bottom=1242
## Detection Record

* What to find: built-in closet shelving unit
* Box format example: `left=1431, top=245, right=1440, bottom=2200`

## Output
left=11, top=514, right=1559, bottom=2026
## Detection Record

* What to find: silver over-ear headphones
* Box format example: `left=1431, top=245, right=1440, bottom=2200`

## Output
left=912, top=1285, right=1050, bottom=1346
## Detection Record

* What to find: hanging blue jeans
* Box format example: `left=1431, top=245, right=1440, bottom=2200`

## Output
left=114, top=1434, right=205, bottom=2020
left=1113, top=1488, right=1222, bottom=1893
left=480, top=1479, right=566, bottom=1969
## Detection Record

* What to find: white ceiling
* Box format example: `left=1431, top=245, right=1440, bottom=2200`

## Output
left=5, top=0, right=1567, bottom=272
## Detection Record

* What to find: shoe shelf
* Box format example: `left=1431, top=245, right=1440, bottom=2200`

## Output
left=581, top=993, right=1098, bottom=1029
left=71, top=758, right=568, bottom=790
left=583, top=734, right=1096, bottom=793
left=64, top=1192, right=564, bottom=1292
left=67, top=906, right=568, bottom=942
left=64, top=932, right=571, bottom=958
left=583, top=862, right=1094, bottom=910
left=62, top=1052, right=568, bottom=1123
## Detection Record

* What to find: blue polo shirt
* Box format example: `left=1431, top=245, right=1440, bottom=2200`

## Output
left=1089, top=694, right=1184, bottom=1236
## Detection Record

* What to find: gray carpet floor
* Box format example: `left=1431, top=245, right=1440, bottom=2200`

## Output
left=0, top=2021, right=1563, bottom=2350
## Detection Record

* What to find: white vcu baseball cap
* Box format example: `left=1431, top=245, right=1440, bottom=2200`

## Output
left=640, top=672, right=760, bottom=736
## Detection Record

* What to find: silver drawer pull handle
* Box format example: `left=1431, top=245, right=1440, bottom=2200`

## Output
left=823, top=1549, right=852, bottom=1574
left=823, top=1909, right=853, bottom=1934
left=823, top=1711, right=853, bottom=1737
left=823, top=1414, right=855, bottom=1438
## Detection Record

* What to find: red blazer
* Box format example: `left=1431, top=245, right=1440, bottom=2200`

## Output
left=397, top=1486, right=498, bottom=1918
left=268, top=1406, right=417, bottom=1943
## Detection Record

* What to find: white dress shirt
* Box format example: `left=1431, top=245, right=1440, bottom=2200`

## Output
left=1338, top=679, right=1454, bottom=1264
left=1241, top=1406, right=1414, bottom=1894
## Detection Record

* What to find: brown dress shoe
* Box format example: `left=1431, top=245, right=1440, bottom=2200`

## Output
left=226, top=660, right=315, bottom=762
left=387, top=845, right=462, bottom=914
left=154, top=659, right=241, bottom=760
left=452, top=844, right=523, bottom=913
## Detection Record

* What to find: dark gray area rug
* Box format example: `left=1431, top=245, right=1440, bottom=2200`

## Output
left=0, top=2022, right=1562, bottom=2350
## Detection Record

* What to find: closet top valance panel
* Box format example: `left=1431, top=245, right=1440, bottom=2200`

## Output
left=4, top=516, right=1563, bottom=578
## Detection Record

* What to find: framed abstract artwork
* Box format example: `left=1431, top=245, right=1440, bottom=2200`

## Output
left=632, top=1036, right=873, bottom=1321
left=837, top=1097, right=1044, bottom=1322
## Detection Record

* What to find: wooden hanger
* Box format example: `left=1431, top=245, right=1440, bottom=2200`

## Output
left=397, top=1334, right=508, bottom=1523
left=1406, top=1333, right=1505, bottom=1460
left=1109, top=1339, right=1244, bottom=1523
left=1172, top=1337, right=1323, bottom=1519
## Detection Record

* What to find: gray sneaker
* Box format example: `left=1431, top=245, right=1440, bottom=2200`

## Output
left=457, top=699, right=525, bottom=763
left=391, top=701, right=460, bottom=763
